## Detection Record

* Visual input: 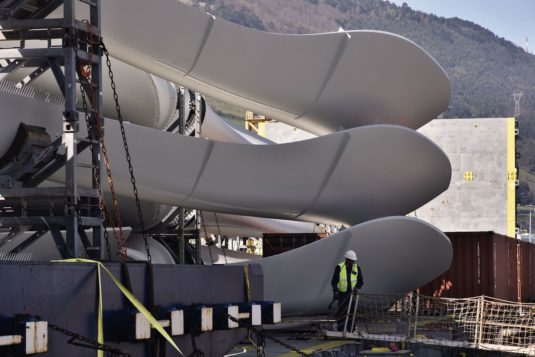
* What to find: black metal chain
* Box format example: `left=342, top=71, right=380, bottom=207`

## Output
left=73, top=205, right=90, bottom=258
left=188, top=334, right=205, bottom=357
left=227, top=314, right=310, bottom=356
left=221, top=238, right=228, bottom=264
left=256, top=333, right=266, bottom=357
left=199, top=211, right=209, bottom=244
left=82, top=23, right=130, bottom=259
left=48, top=322, right=132, bottom=357
left=74, top=23, right=130, bottom=259
left=73, top=29, right=112, bottom=260
left=214, top=213, right=227, bottom=264
left=80, top=86, right=111, bottom=260
left=198, top=211, right=214, bottom=264
left=207, top=243, right=214, bottom=265
left=101, top=42, right=151, bottom=263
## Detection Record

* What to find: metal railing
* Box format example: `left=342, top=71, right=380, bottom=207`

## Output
left=326, top=292, right=535, bottom=356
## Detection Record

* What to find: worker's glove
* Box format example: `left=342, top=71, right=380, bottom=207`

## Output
left=333, top=290, right=340, bottom=300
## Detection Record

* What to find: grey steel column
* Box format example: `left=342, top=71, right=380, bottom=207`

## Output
left=177, top=87, right=186, bottom=264
left=63, top=0, right=79, bottom=257
left=177, top=210, right=185, bottom=264
left=90, top=0, right=104, bottom=259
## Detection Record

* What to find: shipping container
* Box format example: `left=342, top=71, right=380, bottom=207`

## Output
left=419, top=232, right=535, bottom=302
left=262, top=233, right=326, bottom=257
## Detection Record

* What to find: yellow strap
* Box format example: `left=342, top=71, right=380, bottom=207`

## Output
left=97, top=262, right=103, bottom=357
left=276, top=340, right=353, bottom=356
left=243, top=265, right=251, bottom=303
left=52, top=258, right=184, bottom=356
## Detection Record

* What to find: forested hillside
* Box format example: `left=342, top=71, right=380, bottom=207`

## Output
left=186, top=0, right=535, bottom=203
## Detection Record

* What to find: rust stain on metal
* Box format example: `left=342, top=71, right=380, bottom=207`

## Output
left=201, top=307, right=213, bottom=332
left=24, top=321, right=47, bottom=354
left=419, top=232, right=535, bottom=302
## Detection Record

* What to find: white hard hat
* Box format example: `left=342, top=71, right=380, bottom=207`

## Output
left=344, top=250, right=357, bottom=261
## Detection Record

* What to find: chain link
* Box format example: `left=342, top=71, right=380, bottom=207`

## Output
left=101, top=41, right=151, bottom=263
left=73, top=205, right=89, bottom=258
left=226, top=314, right=310, bottom=356
left=79, top=81, right=112, bottom=260
left=256, top=333, right=266, bottom=357
left=221, top=240, right=228, bottom=264
left=199, top=211, right=214, bottom=264
left=48, top=322, right=132, bottom=357
left=207, top=244, right=214, bottom=265
left=83, top=22, right=128, bottom=259
left=74, top=27, right=116, bottom=260
left=188, top=334, right=205, bottom=357
left=214, top=213, right=227, bottom=264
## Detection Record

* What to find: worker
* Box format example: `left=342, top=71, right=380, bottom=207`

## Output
left=331, top=249, right=363, bottom=331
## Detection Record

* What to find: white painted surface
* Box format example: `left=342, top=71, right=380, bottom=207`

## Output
left=272, top=303, right=282, bottom=324
left=135, top=314, right=151, bottom=340
left=201, top=307, right=213, bottom=332
left=0, top=91, right=451, bottom=227
left=251, top=305, right=262, bottom=326
left=50, top=0, right=449, bottom=134
left=1, top=60, right=177, bottom=130
left=253, top=216, right=452, bottom=315
left=171, top=310, right=184, bottom=336
left=31, top=321, right=48, bottom=354
left=228, top=306, right=239, bottom=329
left=0, top=228, right=132, bottom=261
left=417, top=118, right=512, bottom=236
left=0, top=335, right=22, bottom=347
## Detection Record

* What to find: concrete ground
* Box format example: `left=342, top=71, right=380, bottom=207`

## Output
left=223, top=317, right=515, bottom=356
left=224, top=332, right=361, bottom=356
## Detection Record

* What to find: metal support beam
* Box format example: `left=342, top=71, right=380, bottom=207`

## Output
left=48, top=57, right=65, bottom=96
left=177, top=209, right=185, bottom=264
left=29, top=0, right=64, bottom=19
left=0, top=0, right=105, bottom=259
left=0, top=18, right=64, bottom=30
left=177, top=87, right=187, bottom=263
left=88, top=0, right=104, bottom=259
left=9, top=229, right=47, bottom=254
left=0, top=228, right=20, bottom=249
left=63, top=1, right=79, bottom=255
left=0, top=59, right=24, bottom=79
left=0, top=28, right=64, bottom=41
left=8, top=0, right=33, bottom=14
left=15, top=61, right=50, bottom=88
left=23, top=140, right=89, bottom=187
left=49, top=225, right=70, bottom=259
left=0, top=48, right=64, bottom=59
left=195, top=214, right=201, bottom=264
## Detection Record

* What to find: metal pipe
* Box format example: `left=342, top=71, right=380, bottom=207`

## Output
left=349, top=291, right=360, bottom=333
left=342, top=292, right=354, bottom=337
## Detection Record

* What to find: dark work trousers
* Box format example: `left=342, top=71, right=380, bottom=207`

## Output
left=336, top=291, right=357, bottom=331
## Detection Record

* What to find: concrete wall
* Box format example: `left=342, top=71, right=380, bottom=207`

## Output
left=416, top=118, right=516, bottom=237
left=264, top=121, right=316, bottom=143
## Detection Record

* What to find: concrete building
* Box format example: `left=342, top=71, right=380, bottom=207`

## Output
left=265, top=121, right=316, bottom=143
left=416, top=118, right=517, bottom=237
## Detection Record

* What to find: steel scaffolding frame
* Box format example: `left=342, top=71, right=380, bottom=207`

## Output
left=0, top=0, right=104, bottom=259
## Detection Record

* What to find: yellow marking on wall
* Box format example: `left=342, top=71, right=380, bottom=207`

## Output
left=463, top=171, right=473, bottom=181
left=245, top=120, right=266, bottom=137
left=245, top=110, right=274, bottom=138
left=507, top=117, right=516, bottom=238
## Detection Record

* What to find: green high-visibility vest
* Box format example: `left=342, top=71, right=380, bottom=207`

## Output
left=337, top=261, right=358, bottom=293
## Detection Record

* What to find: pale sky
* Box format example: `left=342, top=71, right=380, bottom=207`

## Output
left=387, top=0, right=535, bottom=51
